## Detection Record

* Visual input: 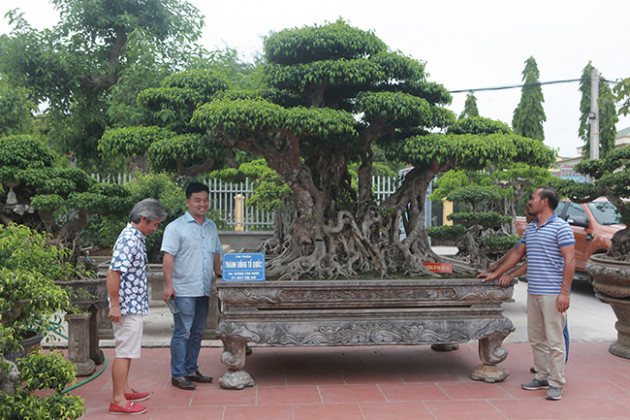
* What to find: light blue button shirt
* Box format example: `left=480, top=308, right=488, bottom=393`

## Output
left=160, top=212, right=222, bottom=297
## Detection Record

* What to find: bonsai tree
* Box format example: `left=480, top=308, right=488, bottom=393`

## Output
left=99, top=69, right=231, bottom=177
left=186, top=20, right=555, bottom=279
left=563, top=145, right=630, bottom=259
left=429, top=185, right=517, bottom=269
left=103, top=20, right=554, bottom=279
left=0, top=134, right=131, bottom=264
left=0, top=224, right=84, bottom=418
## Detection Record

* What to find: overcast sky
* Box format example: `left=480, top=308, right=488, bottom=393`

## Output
left=2, top=0, right=629, bottom=157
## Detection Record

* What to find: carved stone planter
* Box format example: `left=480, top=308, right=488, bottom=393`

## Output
left=56, top=276, right=108, bottom=371
left=587, top=254, right=630, bottom=359
left=216, top=279, right=515, bottom=389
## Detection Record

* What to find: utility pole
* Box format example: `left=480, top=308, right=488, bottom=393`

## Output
left=590, top=68, right=600, bottom=159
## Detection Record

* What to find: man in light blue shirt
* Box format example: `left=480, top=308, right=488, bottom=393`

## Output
left=161, top=183, right=222, bottom=390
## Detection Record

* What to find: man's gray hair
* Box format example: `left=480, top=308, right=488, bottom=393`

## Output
left=128, top=198, right=167, bottom=223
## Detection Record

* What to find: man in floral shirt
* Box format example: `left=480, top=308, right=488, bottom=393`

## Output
left=107, top=198, right=166, bottom=415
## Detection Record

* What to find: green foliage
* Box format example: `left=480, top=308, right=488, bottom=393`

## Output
left=210, top=159, right=293, bottom=212
left=198, top=48, right=266, bottom=91
left=430, top=170, right=475, bottom=202
left=613, top=76, right=630, bottom=116
left=264, top=18, right=387, bottom=65
left=99, top=126, right=173, bottom=159
left=356, top=91, right=431, bottom=126
left=148, top=133, right=227, bottom=175
left=210, top=158, right=270, bottom=183
left=0, top=224, right=77, bottom=366
left=448, top=211, right=511, bottom=228
left=447, top=186, right=502, bottom=208
left=0, top=76, right=35, bottom=136
left=137, top=69, right=229, bottom=129
left=194, top=98, right=285, bottom=138
left=194, top=98, right=359, bottom=144
left=246, top=170, right=293, bottom=212
left=447, top=117, right=512, bottom=135
left=458, top=91, right=479, bottom=120
left=0, top=0, right=207, bottom=169
left=0, top=351, right=84, bottom=420
left=50, top=0, right=203, bottom=44
left=0, top=134, right=132, bottom=263
left=568, top=146, right=630, bottom=227
left=400, top=132, right=554, bottom=171
left=483, top=235, right=520, bottom=250
left=84, top=173, right=184, bottom=261
left=426, top=225, right=467, bottom=240
left=512, top=56, right=546, bottom=141
left=0, top=135, right=58, bottom=174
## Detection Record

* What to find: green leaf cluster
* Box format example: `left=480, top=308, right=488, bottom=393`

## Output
left=483, top=235, right=520, bottom=250
left=448, top=212, right=511, bottom=228
left=356, top=91, right=431, bottom=126
left=264, top=18, right=387, bottom=65
left=426, top=225, right=467, bottom=240
left=0, top=76, right=35, bottom=136
left=0, top=351, right=84, bottom=420
left=447, top=185, right=502, bottom=207
left=99, top=126, right=173, bottom=158
left=402, top=132, right=554, bottom=171
left=0, top=224, right=75, bottom=337
left=448, top=116, right=511, bottom=135
left=246, top=170, right=293, bottom=212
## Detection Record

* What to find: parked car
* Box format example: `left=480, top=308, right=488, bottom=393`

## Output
left=515, top=198, right=626, bottom=282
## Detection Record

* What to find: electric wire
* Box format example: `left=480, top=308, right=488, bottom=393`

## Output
left=449, top=78, right=618, bottom=94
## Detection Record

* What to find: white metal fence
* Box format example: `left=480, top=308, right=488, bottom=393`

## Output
left=204, top=177, right=275, bottom=231
left=93, top=174, right=403, bottom=231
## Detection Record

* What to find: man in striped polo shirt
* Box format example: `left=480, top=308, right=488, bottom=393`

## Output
left=479, top=187, right=575, bottom=400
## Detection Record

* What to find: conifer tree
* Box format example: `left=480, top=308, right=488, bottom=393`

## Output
left=458, top=91, right=479, bottom=120
left=512, top=56, right=546, bottom=141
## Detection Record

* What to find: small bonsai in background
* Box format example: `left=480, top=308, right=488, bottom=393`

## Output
left=428, top=185, right=518, bottom=269
left=563, top=146, right=630, bottom=259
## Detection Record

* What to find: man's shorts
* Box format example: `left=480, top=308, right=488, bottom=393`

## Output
left=112, top=314, right=143, bottom=359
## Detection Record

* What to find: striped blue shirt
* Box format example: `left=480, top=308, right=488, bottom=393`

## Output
left=161, top=212, right=222, bottom=297
left=523, top=214, right=575, bottom=295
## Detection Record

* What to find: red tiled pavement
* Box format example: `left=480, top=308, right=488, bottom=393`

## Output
left=72, top=342, right=630, bottom=420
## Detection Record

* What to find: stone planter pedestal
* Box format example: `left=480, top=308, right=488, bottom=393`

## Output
left=56, top=277, right=108, bottom=372
left=217, top=278, right=515, bottom=390
left=587, top=255, right=630, bottom=359
left=66, top=313, right=96, bottom=376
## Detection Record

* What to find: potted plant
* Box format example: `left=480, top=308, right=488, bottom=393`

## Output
left=0, top=224, right=85, bottom=418
left=564, top=145, right=630, bottom=358
left=0, top=224, right=76, bottom=349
